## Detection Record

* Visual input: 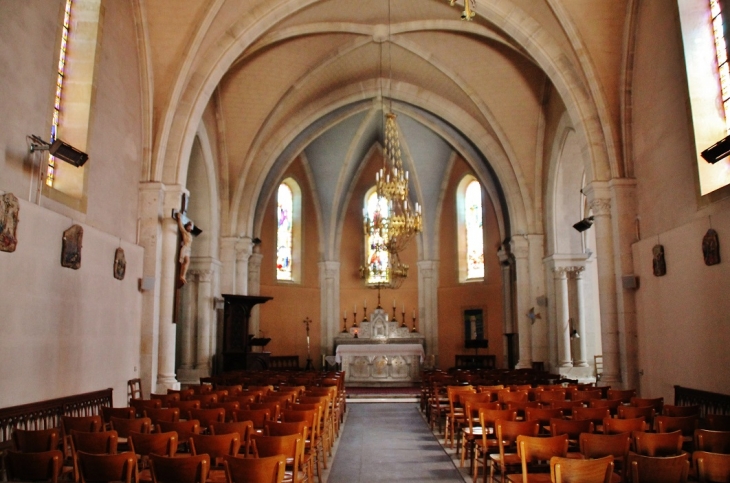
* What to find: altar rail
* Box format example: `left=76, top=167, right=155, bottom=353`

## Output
left=0, top=388, right=113, bottom=452
left=269, top=356, right=300, bottom=370
left=674, top=385, right=730, bottom=417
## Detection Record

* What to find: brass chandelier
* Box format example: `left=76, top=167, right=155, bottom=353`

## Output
left=449, top=0, right=476, bottom=21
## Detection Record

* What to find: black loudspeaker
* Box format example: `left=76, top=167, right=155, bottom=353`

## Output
left=701, top=134, right=730, bottom=164
left=50, top=139, right=89, bottom=167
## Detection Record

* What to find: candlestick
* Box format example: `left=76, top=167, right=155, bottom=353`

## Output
left=352, top=309, right=358, bottom=328
left=401, top=310, right=407, bottom=328
left=393, top=299, right=396, bottom=309
left=392, top=305, right=398, bottom=323
left=402, top=304, right=405, bottom=314
left=342, top=313, right=348, bottom=333
left=362, top=305, right=367, bottom=323
left=412, top=312, right=417, bottom=332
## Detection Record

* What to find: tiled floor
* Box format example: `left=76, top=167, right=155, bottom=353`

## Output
left=326, top=403, right=466, bottom=482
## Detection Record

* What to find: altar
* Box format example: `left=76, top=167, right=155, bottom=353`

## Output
left=333, top=307, right=425, bottom=386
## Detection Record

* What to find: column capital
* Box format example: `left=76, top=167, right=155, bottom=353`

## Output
left=235, top=237, right=254, bottom=260
left=509, top=236, right=529, bottom=259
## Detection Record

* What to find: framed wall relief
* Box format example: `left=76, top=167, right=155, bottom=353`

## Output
left=113, top=247, right=126, bottom=280
left=464, top=308, right=488, bottom=349
left=61, top=224, right=83, bottom=269
left=0, top=192, right=19, bottom=252
left=652, top=244, right=666, bottom=277
left=702, top=229, right=720, bottom=266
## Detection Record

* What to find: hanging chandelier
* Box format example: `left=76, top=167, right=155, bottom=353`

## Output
left=449, top=0, right=476, bottom=20
left=359, top=249, right=409, bottom=290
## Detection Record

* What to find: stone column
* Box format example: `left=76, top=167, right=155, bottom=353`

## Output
left=178, top=272, right=196, bottom=371
left=555, top=268, right=572, bottom=368
left=510, top=237, right=532, bottom=369
left=319, top=261, right=340, bottom=355
left=156, top=185, right=186, bottom=392
left=219, top=237, right=236, bottom=295
left=573, top=267, right=589, bottom=367
left=248, top=252, right=264, bottom=336
left=235, top=237, right=253, bottom=295
left=498, top=248, right=514, bottom=368
left=195, top=269, right=213, bottom=371
left=418, top=260, right=439, bottom=361
left=528, top=234, right=547, bottom=364
left=584, top=181, right=620, bottom=385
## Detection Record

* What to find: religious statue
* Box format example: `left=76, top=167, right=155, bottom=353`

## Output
left=702, top=228, right=720, bottom=266
left=61, top=224, right=83, bottom=269
left=175, top=212, right=193, bottom=287
left=0, top=192, right=19, bottom=252
left=113, top=247, right=126, bottom=280
left=652, top=244, right=666, bottom=276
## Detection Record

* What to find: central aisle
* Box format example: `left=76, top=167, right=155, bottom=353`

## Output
left=326, top=403, right=466, bottom=482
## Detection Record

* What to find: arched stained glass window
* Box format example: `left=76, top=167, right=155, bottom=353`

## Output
left=366, top=190, right=390, bottom=284
left=464, top=179, right=485, bottom=280
left=276, top=183, right=293, bottom=280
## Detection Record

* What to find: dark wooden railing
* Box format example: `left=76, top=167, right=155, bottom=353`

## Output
left=675, top=385, right=730, bottom=417
left=268, top=356, right=300, bottom=370
left=0, top=388, right=113, bottom=451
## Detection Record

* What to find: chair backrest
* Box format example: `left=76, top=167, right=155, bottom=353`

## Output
left=693, top=450, right=730, bottom=483
left=618, top=405, right=656, bottom=424
left=188, top=393, right=219, bottom=408
left=538, top=390, right=567, bottom=403
left=695, top=429, right=730, bottom=454
left=63, top=415, right=103, bottom=434
left=234, top=408, right=271, bottom=428
left=12, top=428, right=60, bottom=452
left=189, top=433, right=241, bottom=464
left=573, top=407, right=611, bottom=426
left=209, top=401, right=241, bottom=420
left=218, top=385, right=244, bottom=397
left=264, top=420, right=309, bottom=439
left=633, top=430, right=683, bottom=456
left=223, top=454, right=285, bottom=483
left=110, top=416, right=152, bottom=438
left=71, top=429, right=118, bottom=454
left=655, top=415, right=699, bottom=435
left=525, top=407, right=565, bottom=425
left=629, top=452, right=689, bottom=483
left=77, top=451, right=136, bottom=483
left=589, top=399, right=623, bottom=414
left=549, top=400, right=587, bottom=417
left=495, top=419, right=540, bottom=461
left=190, top=384, right=214, bottom=395
left=706, top=414, right=730, bottom=431
left=169, top=388, right=195, bottom=400
left=5, top=449, right=63, bottom=482
left=250, top=433, right=303, bottom=473
left=149, top=453, right=210, bottom=483
left=603, top=416, right=646, bottom=434
left=573, top=390, right=603, bottom=402
left=150, top=393, right=181, bottom=407
left=500, top=390, right=529, bottom=404
left=210, top=420, right=254, bottom=438
left=662, top=405, right=700, bottom=417
left=249, top=402, right=281, bottom=422
left=157, top=420, right=200, bottom=442
left=130, top=398, right=162, bottom=417
left=187, top=408, right=226, bottom=427
left=128, top=430, right=178, bottom=457
left=630, top=397, right=664, bottom=412
left=550, top=455, right=614, bottom=483
left=579, top=432, right=631, bottom=459
left=101, top=406, right=136, bottom=423
left=550, top=418, right=594, bottom=439
left=144, top=407, right=181, bottom=424
left=607, top=388, right=636, bottom=403
left=170, top=399, right=202, bottom=412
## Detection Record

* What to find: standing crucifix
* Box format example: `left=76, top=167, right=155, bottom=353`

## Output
left=303, top=317, right=314, bottom=370
left=172, top=194, right=202, bottom=288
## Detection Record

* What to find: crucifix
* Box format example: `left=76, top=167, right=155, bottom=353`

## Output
left=303, top=317, right=314, bottom=370
left=171, top=193, right=202, bottom=288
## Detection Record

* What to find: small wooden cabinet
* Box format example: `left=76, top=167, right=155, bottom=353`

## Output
left=218, top=294, right=272, bottom=373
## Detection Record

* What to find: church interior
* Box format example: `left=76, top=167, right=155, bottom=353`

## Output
left=1, top=0, right=729, bottom=414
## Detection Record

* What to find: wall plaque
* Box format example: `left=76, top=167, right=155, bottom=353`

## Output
left=0, top=193, right=19, bottom=252
left=62, top=224, right=83, bottom=269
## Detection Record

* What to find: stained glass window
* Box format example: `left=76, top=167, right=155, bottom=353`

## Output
left=711, top=0, right=730, bottom=133
left=366, top=191, right=389, bottom=284
left=47, top=0, right=73, bottom=187
left=276, top=183, right=293, bottom=280
left=465, top=180, right=484, bottom=279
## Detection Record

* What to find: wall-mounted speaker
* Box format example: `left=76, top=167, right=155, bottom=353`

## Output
left=622, top=275, right=639, bottom=290
left=701, top=134, right=730, bottom=164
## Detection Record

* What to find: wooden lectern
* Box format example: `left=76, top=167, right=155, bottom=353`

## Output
left=218, top=294, right=272, bottom=373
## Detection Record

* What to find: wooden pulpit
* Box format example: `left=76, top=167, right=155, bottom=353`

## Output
left=218, top=294, right=272, bottom=373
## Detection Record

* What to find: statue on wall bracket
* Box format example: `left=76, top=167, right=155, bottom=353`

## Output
left=652, top=244, right=666, bottom=277
left=0, top=192, right=20, bottom=252
left=61, top=224, right=83, bottom=269
left=114, top=247, right=126, bottom=280
left=702, top=229, right=720, bottom=266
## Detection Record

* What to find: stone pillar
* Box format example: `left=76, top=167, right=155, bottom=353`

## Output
left=248, top=252, right=264, bottom=336
left=235, top=237, right=253, bottom=295
left=195, top=269, right=213, bottom=370
left=156, top=185, right=186, bottom=392
left=584, top=181, right=620, bottom=385
left=498, top=248, right=514, bottom=368
left=418, top=260, right=439, bottom=362
left=510, top=237, right=532, bottom=369
left=555, top=268, right=572, bottom=368
left=219, top=237, right=236, bottom=295
left=319, top=261, right=340, bottom=355
left=573, top=267, right=589, bottom=367
left=528, top=234, right=547, bottom=364
left=178, top=273, right=196, bottom=371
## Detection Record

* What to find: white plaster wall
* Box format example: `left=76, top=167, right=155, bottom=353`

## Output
left=631, top=0, right=730, bottom=401
left=0, top=199, right=143, bottom=408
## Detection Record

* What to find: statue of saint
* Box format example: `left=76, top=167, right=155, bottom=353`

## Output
left=175, top=212, right=193, bottom=286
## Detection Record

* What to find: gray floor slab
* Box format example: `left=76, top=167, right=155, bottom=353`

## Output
left=326, top=403, right=466, bottom=483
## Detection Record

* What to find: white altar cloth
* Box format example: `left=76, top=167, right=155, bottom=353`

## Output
left=335, top=343, right=425, bottom=363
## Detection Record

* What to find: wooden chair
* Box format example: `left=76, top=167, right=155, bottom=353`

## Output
left=507, top=434, right=568, bottom=483
left=630, top=397, right=663, bottom=413
left=187, top=408, right=225, bottom=428
left=223, top=454, right=286, bottom=483
left=538, top=390, right=567, bottom=405
left=693, top=450, right=730, bottom=483
left=444, top=386, right=476, bottom=448
left=472, top=408, right=517, bottom=483
left=168, top=388, right=195, bottom=401
left=573, top=407, right=611, bottom=432
left=209, top=402, right=241, bottom=421
left=633, top=430, right=683, bottom=456
left=524, top=407, right=565, bottom=434
left=130, top=398, right=162, bottom=417
left=11, top=427, right=61, bottom=452
left=169, top=399, right=201, bottom=414
left=618, top=406, right=656, bottom=428
left=590, top=399, right=624, bottom=416
left=655, top=415, right=699, bottom=451
left=62, top=416, right=104, bottom=456
left=101, top=407, right=136, bottom=427
left=662, top=405, right=700, bottom=417
left=189, top=433, right=241, bottom=467
left=573, top=390, right=603, bottom=402
left=280, top=408, right=322, bottom=478
left=217, top=385, right=244, bottom=397
left=550, top=455, right=615, bottom=483
left=460, top=401, right=501, bottom=469
left=189, top=384, right=214, bottom=395
left=188, top=393, right=218, bottom=408
left=150, top=393, right=181, bottom=408
left=603, top=417, right=646, bottom=435
left=549, top=418, right=594, bottom=452
left=157, top=420, right=200, bottom=453
left=225, top=394, right=258, bottom=407
left=70, top=430, right=119, bottom=482
left=234, top=408, right=271, bottom=432
left=210, top=420, right=254, bottom=450
left=250, top=433, right=307, bottom=483
left=110, top=416, right=152, bottom=440
left=149, top=453, right=210, bottom=483
left=549, top=400, right=586, bottom=418
left=628, top=452, right=689, bottom=483
left=489, top=419, right=540, bottom=483
left=77, top=451, right=136, bottom=483
left=5, top=449, right=64, bottom=482
left=128, top=430, right=178, bottom=474
left=695, top=429, right=730, bottom=454
left=706, top=414, right=730, bottom=431
left=607, top=389, right=636, bottom=404
left=263, top=420, right=313, bottom=482
left=144, top=407, right=180, bottom=425
left=501, top=390, right=530, bottom=405
left=249, top=402, right=282, bottom=422
left=128, top=379, right=143, bottom=401
left=579, top=432, right=631, bottom=483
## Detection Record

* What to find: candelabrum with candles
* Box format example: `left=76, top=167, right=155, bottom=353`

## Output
left=352, top=309, right=358, bottom=328
left=342, top=312, right=348, bottom=333
left=412, top=312, right=417, bottom=332
left=401, top=309, right=407, bottom=328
